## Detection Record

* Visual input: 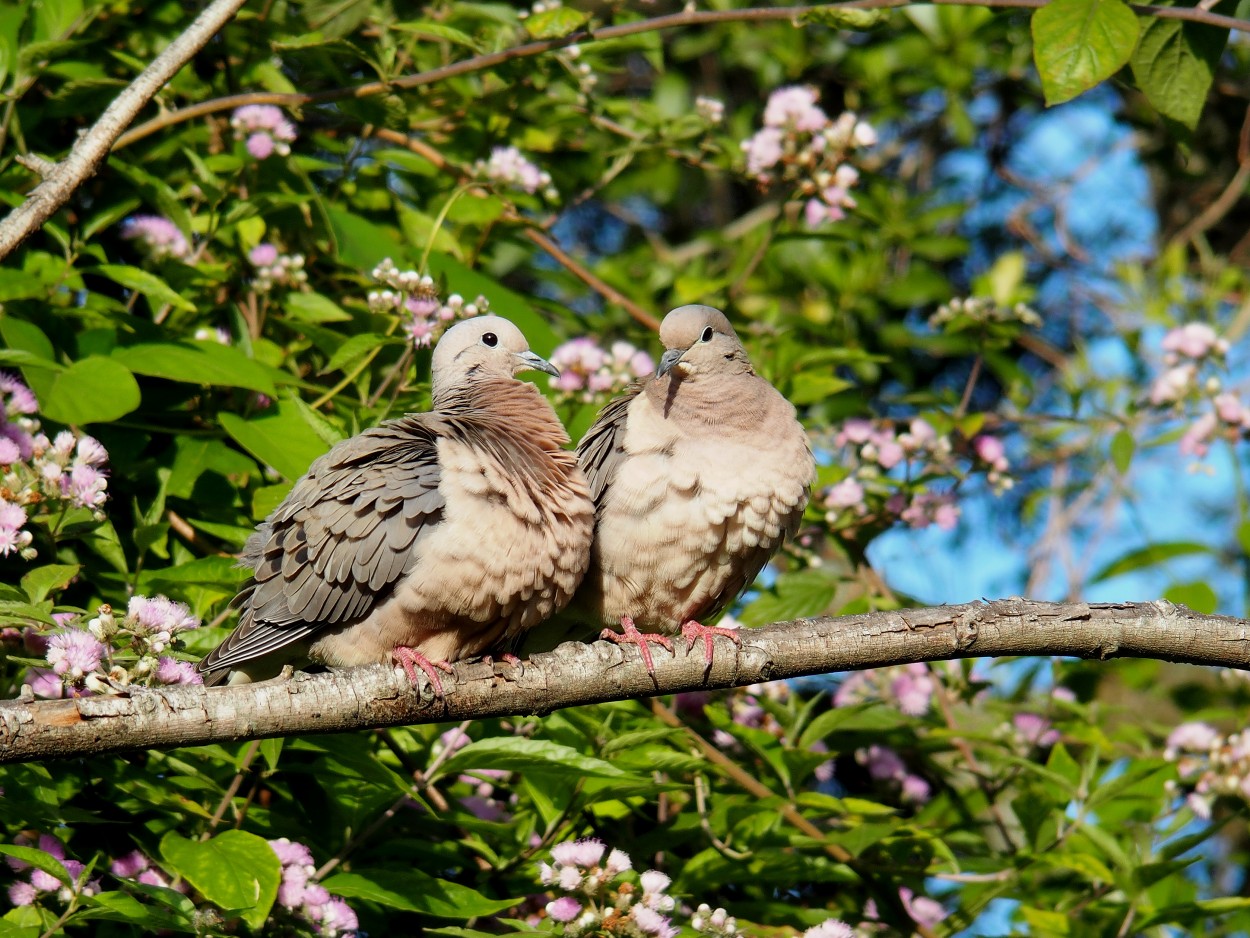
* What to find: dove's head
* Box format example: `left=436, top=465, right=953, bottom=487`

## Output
left=432, top=315, right=559, bottom=401
left=655, top=305, right=752, bottom=380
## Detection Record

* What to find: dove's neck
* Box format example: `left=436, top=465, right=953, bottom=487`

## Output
left=437, top=377, right=571, bottom=451
left=646, top=372, right=778, bottom=428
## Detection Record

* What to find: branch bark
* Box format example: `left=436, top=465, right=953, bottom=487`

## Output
left=1, top=599, right=1245, bottom=765
left=0, top=0, right=248, bottom=261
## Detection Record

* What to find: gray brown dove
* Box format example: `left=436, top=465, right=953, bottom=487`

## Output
left=570, top=304, right=815, bottom=673
left=198, top=315, right=595, bottom=691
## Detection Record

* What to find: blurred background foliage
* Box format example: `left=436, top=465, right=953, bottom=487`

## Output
left=1, top=0, right=1250, bottom=934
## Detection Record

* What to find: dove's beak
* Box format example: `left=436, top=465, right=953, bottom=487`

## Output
left=517, top=349, right=561, bottom=378
left=656, top=348, right=685, bottom=378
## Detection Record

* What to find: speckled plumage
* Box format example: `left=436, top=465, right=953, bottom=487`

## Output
left=199, top=316, right=594, bottom=686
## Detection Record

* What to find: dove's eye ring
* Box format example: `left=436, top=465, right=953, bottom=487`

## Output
left=700, top=326, right=714, bottom=342
left=482, top=332, right=498, bottom=347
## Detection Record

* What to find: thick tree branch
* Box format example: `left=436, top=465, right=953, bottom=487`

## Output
left=0, top=599, right=1245, bottom=765
left=110, top=0, right=1250, bottom=153
left=0, top=0, right=247, bottom=261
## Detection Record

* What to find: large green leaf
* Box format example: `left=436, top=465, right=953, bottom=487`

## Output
left=1130, top=15, right=1229, bottom=129
left=738, top=569, right=839, bottom=626
left=1090, top=541, right=1211, bottom=583
left=322, top=869, right=516, bottom=918
left=112, top=342, right=279, bottom=395
left=39, top=356, right=141, bottom=425
left=1032, top=0, right=1139, bottom=105
left=95, top=264, right=196, bottom=314
left=159, top=831, right=279, bottom=932
left=219, top=400, right=330, bottom=481
left=438, top=736, right=641, bottom=781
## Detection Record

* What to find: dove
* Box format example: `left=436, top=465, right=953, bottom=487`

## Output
left=198, top=315, right=595, bottom=692
left=571, top=305, right=815, bottom=673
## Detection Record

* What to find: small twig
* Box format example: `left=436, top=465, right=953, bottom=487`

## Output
left=14, top=154, right=57, bottom=179
left=1170, top=105, right=1250, bottom=248
left=203, top=739, right=261, bottom=837
left=954, top=355, right=983, bottom=419
left=693, top=773, right=751, bottom=860
left=166, top=510, right=231, bottom=557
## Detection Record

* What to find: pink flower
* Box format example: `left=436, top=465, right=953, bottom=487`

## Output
left=1166, top=721, right=1220, bottom=755
left=804, top=919, right=854, bottom=938
left=247, top=133, right=275, bottom=159
left=763, top=86, right=828, bottom=132
left=604, top=848, right=631, bottom=875
left=837, top=418, right=875, bottom=445
left=550, top=839, right=604, bottom=869
left=66, top=464, right=107, bottom=508
left=231, top=105, right=297, bottom=160
left=110, top=850, right=150, bottom=879
left=127, top=595, right=199, bottom=634
left=891, top=664, right=934, bottom=716
left=547, top=896, right=582, bottom=922
left=973, top=435, right=1008, bottom=471
left=121, top=215, right=190, bottom=260
left=478, top=146, right=552, bottom=194
left=862, top=744, right=905, bottom=781
left=901, top=773, right=931, bottom=803
left=7, top=881, right=36, bottom=905
left=824, top=478, right=865, bottom=511
left=269, top=837, right=315, bottom=869
left=1162, top=322, right=1221, bottom=359
left=0, top=501, right=27, bottom=533
left=24, top=668, right=64, bottom=699
left=318, top=897, right=359, bottom=935
left=249, top=243, right=280, bottom=267
left=0, top=438, right=19, bottom=464
left=874, top=439, right=905, bottom=469
left=1013, top=712, right=1059, bottom=747
left=0, top=372, right=37, bottom=416
left=741, top=127, right=785, bottom=175
left=1214, top=392, right=1250, bottom=426
left=1149, top=364, right=1195, bottom=405
left=632, top=905, right=678, bottom=938
left=74, top=436, right=108, bottom=468
left=156, top=656, right=203, bottom=685
left=1179, top=411, right=1218, bottom=458
left=901, top=887, right=947, bottom=927
left=46, top=630, right=105, bottom=679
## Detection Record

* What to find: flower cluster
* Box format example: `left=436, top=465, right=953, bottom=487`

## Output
left=270, top=838, right=359, bottom=937
left=366, top=258, right=488, bottom=348
left=249, top=243, right=308, bottom=292
left=695, top=96, right=726, bottom=124
left=538, top=839, right=854, bottom=938
left=230, top=104, right=298, bottom=160
left=740, top=86, right=876, bottom=226
left=120, top=214, right=190, bottom=260
left=1147, top=322, right=1249, bottom=460
left=0, top=374, right=110, bottom=560
left=6, top=833, right=100, bottom=908
left=929, top=296, right=1042, bottom=331
left=548, top=338, right=655, bottom=403
left=855, top=744, right=932, bottom=804
left=475, top=145, right=558, bottom=199
left=1162, top=721, right=1250, bottom=819
left=836, top=663, right=935, bottom=716
left=22, top=595, right=202, bottom=699
left=110, top=850, right=179, bottom=890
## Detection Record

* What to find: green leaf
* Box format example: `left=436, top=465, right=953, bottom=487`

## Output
left=789, top=372, right=853, bottom=405
left=1130, top=15, right=1229, bottom=129
left=392, top=20, right=485, bottom=51
left=20, top=564, right=79, bottom=603
left=283, top=291, right=353, bottom=323
left=1032, top=0, right=1139, bottom=105
left=95, top=264, right=196, bottom=314
left=1164, top=581, right=1218, bottom=614
left=220, top=401, right=330, bottom=481
left=284, top=391, right=347, bottom=448
left=112, top=342, right=279, bottom=395
left=438, top=737, right=639, bottom=781
left=1090, top=541, right=1211, bottom=583
left=738, top=569, right=838, bottom=626
left=1110, top=429, right=1134, bottom=474
left=0, top=846, right=71, bottom=887
left=159, top=831, right=280, bottom=932
left=320, top=333, right=404, bottom=375
left=523, top=7, right=587, bottom=38
left=39, top=356, right=141, bottom=425
left=323, top=869, right=516, bottom=918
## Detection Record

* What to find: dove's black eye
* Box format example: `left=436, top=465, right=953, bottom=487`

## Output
left=700, top=326, right=714, bottom=342
left=482, top=332, right=498, bottom=348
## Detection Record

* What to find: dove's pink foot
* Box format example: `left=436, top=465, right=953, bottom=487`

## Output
left=393, top=646, right=456, bottom=696
left=601, top=616, right=673, bottom=676
left=681, top=619, right=743, bottom=668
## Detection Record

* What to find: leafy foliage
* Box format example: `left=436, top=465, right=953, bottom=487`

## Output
left=0, top=0, right=1249, bottom=935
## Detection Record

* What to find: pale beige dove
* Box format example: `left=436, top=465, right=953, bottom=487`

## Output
left=562, top=304, right=815, bottom=672
left=198, top=316, right=595, bottom=691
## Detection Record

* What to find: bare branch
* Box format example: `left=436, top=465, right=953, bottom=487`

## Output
left=1, top=599, right=1245, bottom=765
left=110, top=1, right=1250, bottom=153
left=0, top=0, right=248, bottom=261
